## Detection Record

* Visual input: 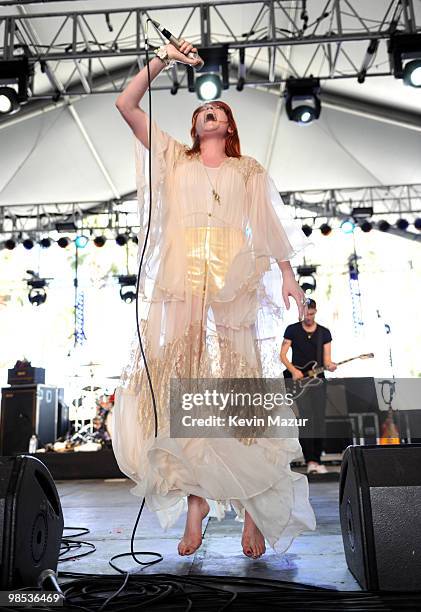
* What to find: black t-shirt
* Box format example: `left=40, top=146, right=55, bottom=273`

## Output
left=284, top=322, right=332, bottom=372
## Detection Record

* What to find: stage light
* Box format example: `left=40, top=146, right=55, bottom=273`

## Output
left=0, top=58, right=33, bottom=115
left=196, top=74, right=222, bottom=101
left=414, top=218, right=421, bottom=231
left=396, top=218, right=409, bottom=230
left=351, top=206, right=373, bottom=220
left=0, top=87, right=20, bottom=115
left=55, top=220, right=77, bottom=233
left=302, top=224, right=313, bottom=237
left=285, top=77, right=321, bottom=125
left=39, top=237, right=51, bottom=248
left=75, top=235, right=89, bottom=248
left=403, top=60, right=421, bottom=87
left=187, top=45, right=229, bottom=101
left=378, top=220, right=390, bottom=232
left=4, top=238, right=16, bottom=250
left=389, top=34, right=421, bottom=87
left=360, top=220, right=373, bottom=233
left=94, top=236, right=106, bottom=247
left=26, top=272, right=48, bottom=306
left=297, top=265, right=317, bottom=294
left=340, top=219, right=355, bottom=234
left=118, top=274, right=137, bottom=304
left=320, top=223, right=332, bottom=236
left=22, top=238, right=34, bottom=250
left=131, top=235, right=139, bottom=245
left=57, top=237, right=70, bottom=248
left=115, top=233, right=128, bottom=246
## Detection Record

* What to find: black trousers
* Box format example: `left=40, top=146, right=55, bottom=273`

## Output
left=296, top=381, right=327, bottom=464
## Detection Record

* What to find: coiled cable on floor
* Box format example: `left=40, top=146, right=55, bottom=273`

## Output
left=5, top=573, right=421, bottom=611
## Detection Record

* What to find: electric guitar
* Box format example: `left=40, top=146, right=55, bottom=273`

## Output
left=283, top=353, right=374, bottom=399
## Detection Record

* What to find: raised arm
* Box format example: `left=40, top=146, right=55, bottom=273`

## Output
left=115, top=41, right=201, bottom=147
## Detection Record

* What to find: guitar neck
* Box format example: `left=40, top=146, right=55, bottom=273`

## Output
left=311, top=355, right=370, bottom=376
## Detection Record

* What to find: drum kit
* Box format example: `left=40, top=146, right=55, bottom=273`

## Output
left=60, top=362, right=121, bottom=451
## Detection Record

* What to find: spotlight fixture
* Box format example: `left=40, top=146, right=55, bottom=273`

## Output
left=301, top=224, right=313, bottom=237
left=4, top=238, right=16, bottom=250
left=403, top=60, right=421, bottom=87
left=351, top=206, right=373, bottom=220
left=57, top=237, right=70, bottom=248
left=22, top=238, right=34, bottom=250
left=195, top=74, right=222, bottom=101
left=187, top=45, right=229, bottom=101
left=26, top=271, right=48, bottom=307
left=320, top=223, right=332, bottom=236
left=297, top=265, right=317, bottom=294
left=94, top=236, right=106, bottom=247
left=115, top=233, right=128, bottom=246
left=0, top=57, right=33, bottom=115
left=389, top=34, right=421, bottom=87
left=75, top=235, right=89, bottom=248
left=340, top=219, right=355, bottom=234
left=39, top=237, right=51, bottom=248
left=396, top=218, right=409, bottom=231
left=118, top=274, right=137, bottom=304
left=414, top=218, right=421, bottom=231
left=359, top=220, right=373, bottom=233
left=285, top=77, right=321, bottom=125
left=377, top=220, right=390, bottom=232
left=0, top=87, right=20, bottom=115
left=55, top=220, right=77, bottom=233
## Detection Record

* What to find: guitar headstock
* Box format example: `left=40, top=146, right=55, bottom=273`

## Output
left=360, top=353, right=374, bottom=359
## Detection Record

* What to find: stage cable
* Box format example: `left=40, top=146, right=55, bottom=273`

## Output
left=57, top=21, right=164, bottom=604
left=106, top=17, right=163, bottom=578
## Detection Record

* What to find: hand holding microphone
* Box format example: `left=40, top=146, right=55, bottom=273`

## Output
left=166, top=40, right=203, bottom=67
left=149, top=19, right=204, bottom=69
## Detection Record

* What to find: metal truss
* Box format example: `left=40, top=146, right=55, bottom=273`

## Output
left=2, top=181, right=421, bottom=244
left=283, top=182, right=421, bottom=241
left=1, top=0, right=420, bottom=98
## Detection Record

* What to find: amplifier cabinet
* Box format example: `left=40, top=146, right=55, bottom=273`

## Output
left=0, top=385, right=58, bottom=456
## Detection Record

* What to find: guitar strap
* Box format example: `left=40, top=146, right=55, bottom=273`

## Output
left=316, top=325, right=323, bottom=369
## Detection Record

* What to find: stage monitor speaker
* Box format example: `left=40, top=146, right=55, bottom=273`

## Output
left=0, top=455, right=63, bottom=588
left=339, top=444, right=421, bottom=591
left=0, top=385, right=58, bottom=456
left=57, top=387, right=70, bottom=439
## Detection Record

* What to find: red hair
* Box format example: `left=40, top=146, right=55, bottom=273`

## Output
left=185, top=101, right=241, bottom=158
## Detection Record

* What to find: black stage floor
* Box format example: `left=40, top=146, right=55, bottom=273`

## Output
left=57, top=475, right=360, bottom=591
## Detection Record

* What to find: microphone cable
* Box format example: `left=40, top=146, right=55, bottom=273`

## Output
left=59, top=18, right=164, bottom=610
left=106, top=17, right=162, bottom=577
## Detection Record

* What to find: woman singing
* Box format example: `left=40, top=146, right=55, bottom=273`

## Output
left=113, top=39, right=316, bottom=559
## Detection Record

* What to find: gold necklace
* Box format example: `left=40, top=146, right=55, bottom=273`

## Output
left=202, top=164, right=221, bottom=205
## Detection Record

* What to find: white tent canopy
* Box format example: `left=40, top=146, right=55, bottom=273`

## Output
left=0, top=0, right=421, bottom=207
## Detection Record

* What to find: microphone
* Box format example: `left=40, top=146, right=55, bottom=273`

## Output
left=149, top=19, right=204, bottom=69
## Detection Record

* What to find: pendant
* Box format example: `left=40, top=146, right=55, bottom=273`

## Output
left=212, top=189, right=221, bottom=204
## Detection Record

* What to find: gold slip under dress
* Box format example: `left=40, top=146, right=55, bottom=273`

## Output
left=112, top=120, right=316, bottom=552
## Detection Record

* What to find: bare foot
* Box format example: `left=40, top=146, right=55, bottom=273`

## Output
left=178, top=495, right=210, bottom=556
left=241, top=510, right=266, bottom=559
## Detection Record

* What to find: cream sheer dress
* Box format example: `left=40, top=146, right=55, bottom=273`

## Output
left=112, top=120, right=316, bottom=552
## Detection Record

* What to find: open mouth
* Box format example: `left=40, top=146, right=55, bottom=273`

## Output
left=204, top=111, right=217, bottom=123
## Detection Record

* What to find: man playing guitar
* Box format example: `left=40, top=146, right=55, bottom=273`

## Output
left=280, top=299, right=337, bottom=474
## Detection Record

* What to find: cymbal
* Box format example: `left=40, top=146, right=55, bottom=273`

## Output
left=106, top=376, right=121, bottom=380
left=82, top=385, right=101, bottom=391
left=80, top=362, right=102, bottom=367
